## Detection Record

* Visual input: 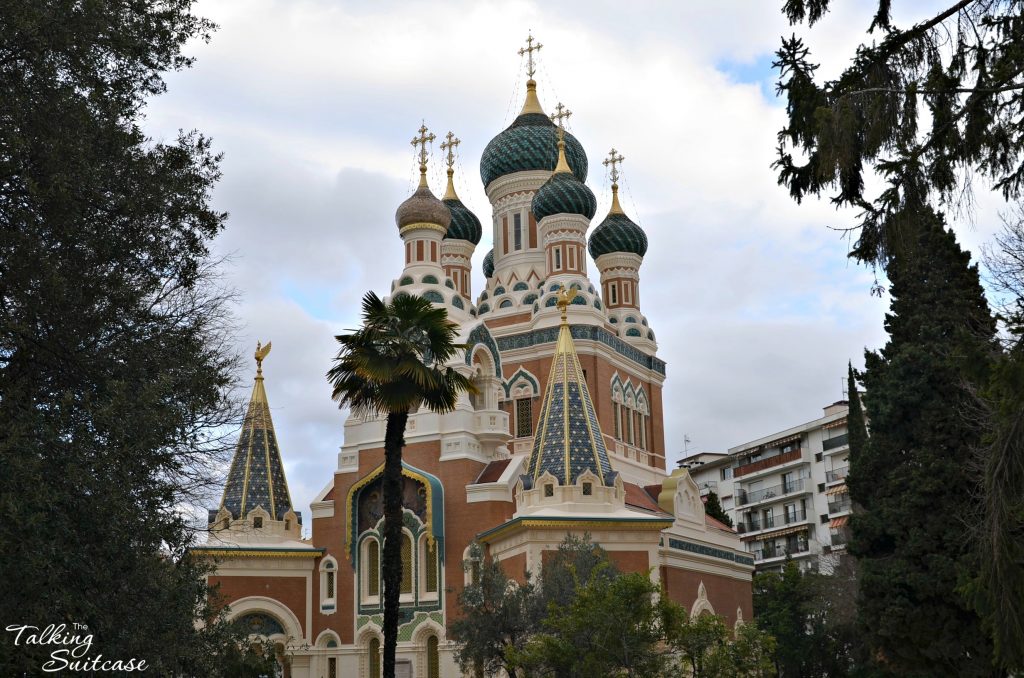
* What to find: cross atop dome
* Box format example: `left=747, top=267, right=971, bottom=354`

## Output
left=411, top=123, right=435, bottom=186
left=550, top=102, right=572, bottom=139
left=440, top=131, right=460, bottom=169
left=518, top=32, right=543, bottom=79
left=603, top=148, right=625, bottom=186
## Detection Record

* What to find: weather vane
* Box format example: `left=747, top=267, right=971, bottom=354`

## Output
left=519, top=32, right=543, bottom=79
left=255, top=340, right=272, bottom=375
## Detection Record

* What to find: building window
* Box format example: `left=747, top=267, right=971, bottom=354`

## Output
left=366, top=538, right=380, bottom=598
left=515, top=398, right=533, bottom=437
left=582, top=482, right=593, bottom=496
left=721, top=467, right=733, bottom=481
left=427, top=635, right=440, bottom=678
left=369, top=638, right=381, bottom=678
left=554, top=247, right=562, bottom=270
left=624, top=282, right=632, bottom=305
left=253, top=516, right=263, bottom=529
left=326, top=570, right=335, bottom=598
left=423, top=538, right=438, bottom=595
left=626, top=407, right=634, bottom=445
left=513, top=213, right=523, bottom=250
left=400, top=532, right=413, bottom=595
left=610, top=283, right=618, bottom=305
left=328, top=657, right=337, bottom=678
left=568, top=246, right=576, bottom=270
left=613, top=402, right=622, bottom=440
left=544, top=484, right=554, bottom=497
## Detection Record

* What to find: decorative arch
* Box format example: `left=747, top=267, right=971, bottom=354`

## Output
left=690, top=580, right=716, bottom=619
left=512, top=281, right=529, bottom=291
left=498, top=298, right=513, bottom=309
left=315, top=629, right=341, bottom=648
left=227, top=596, right=303, bottom=641
left=421, top=274, right=439, bottom=284
left=319, top=555, right=338, bottom=614
left=422, top=290, right=444, bottom=304
left=345, top=461, right=445, bottom=562
left=464, top=323, right=502, bottom=376
left=503, top=367, right=540, bottom=398
left=450, top=295, right=464, bottom=310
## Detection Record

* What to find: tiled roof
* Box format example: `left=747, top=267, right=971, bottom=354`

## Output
left=532, top=171, right=596, bottom=221
left=476, top=459, right=511, bottom=484
left=480, top=113, right=588, bottom=188
left=589, top=212, right=648, bottom=258
left=443, top=196, right=482, bottom=244
left=624, top=482, right=669, bottom=516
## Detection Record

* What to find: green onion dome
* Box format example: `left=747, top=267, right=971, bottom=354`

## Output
left=441, top=170, right=482, bottom=244
left=532, top=169, right=597, bottom=221
left=396, top=173, right=451, bottom=231
left=479, top=80, right=588, bottom=188
left=588, top=187, right=648, bottom=258
left=482, top=248, right=494, bottom=278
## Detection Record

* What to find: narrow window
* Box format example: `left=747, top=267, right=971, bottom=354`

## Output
left=554, top=247, right=561, bottom=270
left=284, top=519, right=290, bottom=530
left=544, top=484, right=554, bottom=497
left=624, top=282, right=632, bottom=305
left=253, top=516, right=263, bottom=529
left=369, top=638, right=381, bottom=678
left=626, top=408, right=634, bottom=445
left=400, top=533, right=413, bottom=594
left=503, top=216, right=509, bottom=255
left=613, top=402, right=621, bottom=440
left=568, top=246, right=576, bottom=270
left=513, top=213, right=523, bottom=250
left=328, top=657, right=338, bottom=678
left=406, top=241, right=412, bottom=264
left=610, top=283, right=618, bottom=305
left=416, top=240, right=424, bottom=261
left=582, top=482, right=593, bottom=496
left=516, top=398, right=533, bottom=437
left=367, top=540, right=380, bottom=596
left=427, top=636, right=440, bottom=678
left=326, top=570, right=335, bottom=598
left=424, top=539, right=438, bottom=594
left=431, top=241, right=437, bottom=262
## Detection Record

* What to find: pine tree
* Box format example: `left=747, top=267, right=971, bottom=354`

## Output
left=704, top=491, right=734, bottom=528
left=847, top=207, right=999, bottom=676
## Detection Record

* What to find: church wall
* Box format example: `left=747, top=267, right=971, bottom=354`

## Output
left=497, top=552, right=528, bottom=584
left=660, top=566, right=753, bottom=627
left=212, top=574, right=308, bottom=636
left=606, top=549, right=651, bottom=573
left=311, top=480, right=352, bottom=643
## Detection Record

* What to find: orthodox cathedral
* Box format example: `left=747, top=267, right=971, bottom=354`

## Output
left=193, top=38, right=754, bottom=678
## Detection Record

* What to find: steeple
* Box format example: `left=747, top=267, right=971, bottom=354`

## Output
left=526, top=288, right=616, bottom=486
left=218, top=341, right=297, bottom=523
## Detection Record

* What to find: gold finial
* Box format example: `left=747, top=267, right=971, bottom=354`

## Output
left=550, top=103, right=573, bottom=174
left=440, top=131, right=460, bottom=200
left=255, top=340, right=272, bottom=377
left=555, top=285, right=577, bottom=322
left=410, top=123, right=436, bottom=188
left=518, top=32, right=543, bottom=79
left=603, top=148, right=625, bottom=214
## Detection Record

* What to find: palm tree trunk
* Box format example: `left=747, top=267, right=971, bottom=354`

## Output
left=381, top=409, right=408, bottom=678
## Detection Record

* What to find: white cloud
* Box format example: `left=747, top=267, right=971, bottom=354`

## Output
left=144, top=0, right=1008, bottom=525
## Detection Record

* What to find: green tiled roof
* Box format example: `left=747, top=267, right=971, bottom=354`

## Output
left=588, top=213, right=648, bottom=258
left=442, top=197, right=482, bottom=244
left=480, top=113, right=588, bottom=188
left=482, top=248, right=494, bottom=278
left=532, top=172, right=597, bottom=220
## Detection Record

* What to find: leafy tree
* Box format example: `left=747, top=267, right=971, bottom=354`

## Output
left=704, top=491, right=734, bottom=528
left=328, top=291, right=473, bottom=678
left=666, top=608, right=775, bottom=678
left=0, top=0, right=260, bottom=673
left=774, top=1, right=1024, bottom=268
left=537, top=532, right=619, bottom=610
left=846, top=208, right=998, bottom=676
left=516, top=569, right=674, bottom=678
left=451, top=546, right=541, bottom=678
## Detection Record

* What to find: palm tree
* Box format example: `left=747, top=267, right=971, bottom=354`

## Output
left=328, top=291, right=473, bottom=678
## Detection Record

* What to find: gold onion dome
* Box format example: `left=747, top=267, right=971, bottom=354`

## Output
left=479, top=79, right=588, bottom=188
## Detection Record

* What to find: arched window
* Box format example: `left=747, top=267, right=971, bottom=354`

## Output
left=363, top=538, right=380, bottom=601
left=369, top=637, right=381, bottom=678
left=320, top=556, right=338, bottom=613
left=427, top=635, right=440, bottom=678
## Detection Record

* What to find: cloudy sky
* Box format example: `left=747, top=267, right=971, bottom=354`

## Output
left=145, top=0, right=1008, bottom=529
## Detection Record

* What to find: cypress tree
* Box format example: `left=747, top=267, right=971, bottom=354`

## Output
left=704, top=491, right=733, bottom=528
left=847, top=207, right=999, bottom=676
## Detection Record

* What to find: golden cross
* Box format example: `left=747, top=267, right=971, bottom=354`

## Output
left=603, top=148, right=625, bottom=185
left=410, top=123, right=435, bottom=171
left=550, top=102, right=571, bottom=142
left=518, top=32, right=543, bottom=79
left=440, top=131, right=460, bottom=170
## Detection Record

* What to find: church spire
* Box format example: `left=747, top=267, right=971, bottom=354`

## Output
left=526, top=288, right=615, bottom=486
left=218, top=341, right=296, bottom=522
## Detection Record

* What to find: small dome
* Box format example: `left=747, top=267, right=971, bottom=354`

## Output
left=588, top=212, right=648, bottom=258
left=532, top=171, right=597, bottom=221
left=479, top=81, right=587, bottom=188
left=442, top=197, right=482, bottom=244
left=395, top=183, right=451, bottom=230
left=482, top=248, right=494, bottom=278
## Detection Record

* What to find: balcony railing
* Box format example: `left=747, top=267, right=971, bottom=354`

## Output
left=734, top=449, right=803, bottom=478
left=753, top=542, right=810, bottom=561
left=736, top=478, right=807, bottom=506
left=826, top=466, right=849, bottom=483
left=828, top=497, right=852, bottom=514
left=696, top=480, right=718, bottom=496
left=737, top=509, right=807, bottom=535
left=823, top=433, right=849, bottom=452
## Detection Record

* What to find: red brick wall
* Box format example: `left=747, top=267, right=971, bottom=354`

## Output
left=212, top=575, right=307, bottom=636
left=660, top=566, right=752, bottom=627
left=497, top=553, right=527, bottom=585
left=606, top=550, right=651, bottom=573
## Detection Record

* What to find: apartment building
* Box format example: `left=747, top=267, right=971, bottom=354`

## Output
left=685, top=401, right=852, bottom=573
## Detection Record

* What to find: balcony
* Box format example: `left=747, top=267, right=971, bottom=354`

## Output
left=737, top=510, right=808, bottom=535
left=828, top=497, right=852, bottom=514
left=696, top=480, right=718, bottom=496
left=753, top=542, right=811, bottom=562
left=736, top=478, right=809, bottom=507
left=823, top=433, right=849, bottom=453
left=734, top=449, right=803, bottom=478
left=826, top=466, right=849, bottom=483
